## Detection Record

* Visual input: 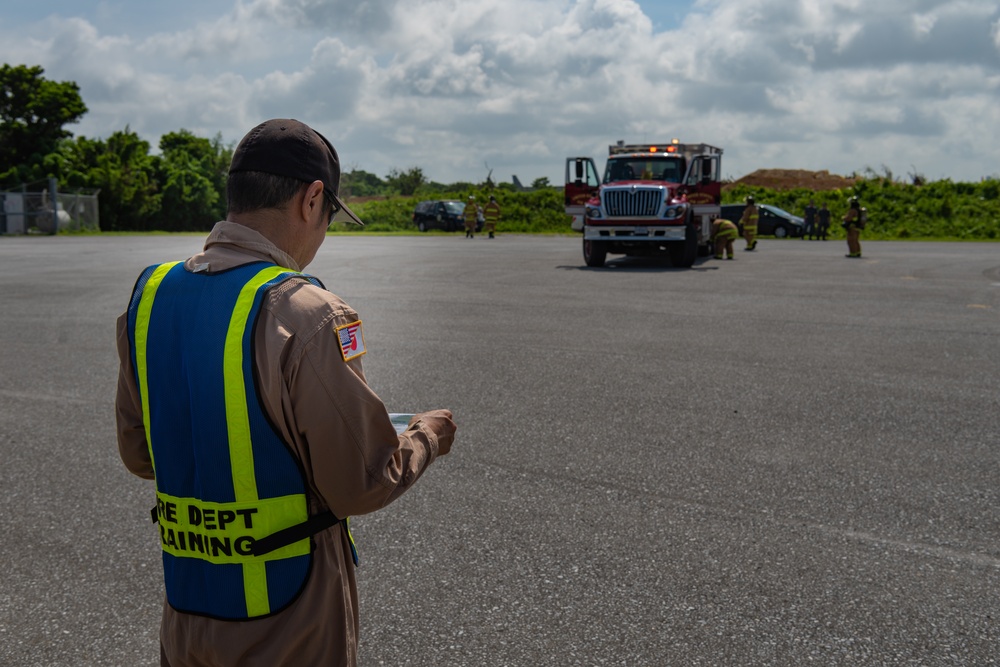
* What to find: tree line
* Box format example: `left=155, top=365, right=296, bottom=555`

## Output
left=1, top=64, right=545, bottom=232
left=723, top=177, right=1000, bottom=241
left=3, top=63, right=997, bottom=239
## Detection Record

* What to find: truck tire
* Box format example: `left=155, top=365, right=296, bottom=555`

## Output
left=668, top=225, right=698, bottom=268
left=418, top=221, right=428, bottom=232
left=583, top=239, right=607, bottom=267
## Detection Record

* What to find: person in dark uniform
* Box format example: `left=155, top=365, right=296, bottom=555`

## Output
left=817, top=203, right=831, bottom=240
left=803, top=199, right=817, bottom=240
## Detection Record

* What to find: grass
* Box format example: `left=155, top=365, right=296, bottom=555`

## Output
left=41, top=176, right=1000, bottom=242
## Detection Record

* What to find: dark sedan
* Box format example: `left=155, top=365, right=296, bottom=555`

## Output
left=721, top=204, right=805, bottom=238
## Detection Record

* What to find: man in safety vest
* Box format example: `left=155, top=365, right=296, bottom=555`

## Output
left=463, top=195, right=478, bottom=238
left=483, top=195, right=501, bottom=238
left=741, top=195, right=758, bottom=251
left=115, top=118, right=457, bottom=667
left=710, top=214, right=738, bottom=260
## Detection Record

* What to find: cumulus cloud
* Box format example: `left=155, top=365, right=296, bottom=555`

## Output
left=247, top=0, right=398, bottom=35
left=0, top=0, right=998, bottom=182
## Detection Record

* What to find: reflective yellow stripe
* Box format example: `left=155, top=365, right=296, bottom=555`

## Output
left=222, top=265, right=300, bottom=616
left=345, top=516, right=357, bottom=556
left=244, top=563, right=269, bottom=617
left=223, top=265, right=295, bottom=504
left=134, top=261, right=182, bottom=470
left=154, top=491, right=310, bottom=564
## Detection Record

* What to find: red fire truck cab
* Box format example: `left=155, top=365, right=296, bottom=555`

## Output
left=565, top=140, right=723, bottom=268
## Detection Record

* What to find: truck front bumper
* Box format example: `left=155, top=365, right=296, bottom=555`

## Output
left=584, top=225, right=687, bottom=242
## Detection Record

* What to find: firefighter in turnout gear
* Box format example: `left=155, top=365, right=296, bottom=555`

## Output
left=843, top=196, right=865, bottom=258
left=741, top=196, right=758, bottom=251
left=710, top=215, right=738, bottom=260
left=463, top=196, right=478, bottom=238
left=483, top=195, right=500, bottom=239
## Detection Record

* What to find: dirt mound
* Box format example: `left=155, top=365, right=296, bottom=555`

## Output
left=727, top=169, right=857, bottom=192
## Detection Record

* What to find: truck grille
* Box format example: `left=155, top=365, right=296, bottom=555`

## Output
left=602, top=187, right=662, bottom=217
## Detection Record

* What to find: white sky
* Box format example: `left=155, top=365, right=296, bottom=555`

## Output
left=2, top=0, right=999, bottom=185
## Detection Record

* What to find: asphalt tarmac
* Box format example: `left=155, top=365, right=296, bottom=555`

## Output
left=0, top=233, right=997, bottom=666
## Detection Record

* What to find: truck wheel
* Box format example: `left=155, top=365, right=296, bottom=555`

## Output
left=669, top=227, right=698, bottom=268
left=774, top=225, right=788, bottom=239
left=668, top=243, right=695, bottom=268
left=583, top=239, right=607, bottom=267
left=418, top=221, right=429, bottom=232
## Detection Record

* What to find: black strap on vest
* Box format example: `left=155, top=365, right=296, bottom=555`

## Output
left=149, top=506, right=340, bottom=556
left=249, top=511, right=340, bottom=556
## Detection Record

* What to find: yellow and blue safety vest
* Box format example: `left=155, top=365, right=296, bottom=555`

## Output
left=126, top=261, right=356, bottom=620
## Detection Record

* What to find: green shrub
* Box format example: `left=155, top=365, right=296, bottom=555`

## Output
left=325, top=177, right=1000, bottom=241
left=330, top=188, right=574, bottom=234
left=722, top=177, right=1000, bottom=241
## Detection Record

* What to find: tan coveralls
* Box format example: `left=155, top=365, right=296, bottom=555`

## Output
left=116, top=222, right=447, bottom=667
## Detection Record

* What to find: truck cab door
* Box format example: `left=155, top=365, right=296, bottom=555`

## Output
left=565, top=157, right=599, bottom=232
left=683, top=155, right=722, bottom=205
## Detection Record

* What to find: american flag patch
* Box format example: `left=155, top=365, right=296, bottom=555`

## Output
left=335, top=320, right=366, bottom=361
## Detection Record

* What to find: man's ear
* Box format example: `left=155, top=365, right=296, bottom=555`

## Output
left=300, top=180, right=326, bottom=223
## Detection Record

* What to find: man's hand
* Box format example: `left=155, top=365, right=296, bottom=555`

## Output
left=411, top=409, right=457, bottom=456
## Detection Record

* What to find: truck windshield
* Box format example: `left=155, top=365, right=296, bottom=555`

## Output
left=604, top=157, right=683, bottom=184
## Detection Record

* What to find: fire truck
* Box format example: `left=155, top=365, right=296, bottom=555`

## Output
left=565, top=140, right=723, bottom=267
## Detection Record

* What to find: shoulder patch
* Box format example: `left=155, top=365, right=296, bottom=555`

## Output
left=335, top=320, right=366, bottom=362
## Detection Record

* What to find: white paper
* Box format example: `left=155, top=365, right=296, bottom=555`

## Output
left=388, top=413, right=416, bottom=435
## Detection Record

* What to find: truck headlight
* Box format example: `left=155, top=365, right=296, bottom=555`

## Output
left=663, top=204, right=688, bottom=219
left=586, top=208, right=603, bottom=219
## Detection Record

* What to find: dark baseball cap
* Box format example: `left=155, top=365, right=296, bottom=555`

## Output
left=229, top=119, right=364, bottom=226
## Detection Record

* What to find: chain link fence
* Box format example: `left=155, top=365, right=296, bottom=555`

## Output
left=1, top=180, right=100, bottom=234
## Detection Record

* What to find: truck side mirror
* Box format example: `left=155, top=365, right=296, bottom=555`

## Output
left=575, top=160, right=584, bottom=180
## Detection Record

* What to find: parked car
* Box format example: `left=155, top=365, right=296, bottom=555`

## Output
left=720, top=203, right=804, bottom=238
left=412, top=199, right=480, bottom=232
